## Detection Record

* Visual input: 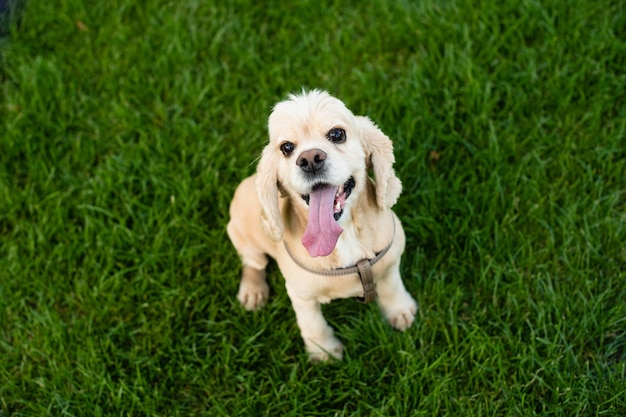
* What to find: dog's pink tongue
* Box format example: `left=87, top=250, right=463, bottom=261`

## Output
left=302, top=185, right=343, bottom=257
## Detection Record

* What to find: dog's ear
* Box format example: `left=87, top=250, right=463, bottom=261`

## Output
left=255, top=144, right=283, bottom=241
left=356, top=116, right=402, bottom=209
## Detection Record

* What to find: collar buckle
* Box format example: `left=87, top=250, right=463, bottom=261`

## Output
left=354, top=259, right=376, bottom=303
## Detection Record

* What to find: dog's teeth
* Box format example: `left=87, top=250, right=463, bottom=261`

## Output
left=334, top=201, right=341, bottom=212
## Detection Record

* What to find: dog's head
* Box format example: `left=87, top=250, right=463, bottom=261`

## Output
left=255, top=89, right=402, bottom=257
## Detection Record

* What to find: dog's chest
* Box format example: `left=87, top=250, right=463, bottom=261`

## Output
left=333, top=227, right=377, bottom=265
left=314, top=273, right=366, bottom=304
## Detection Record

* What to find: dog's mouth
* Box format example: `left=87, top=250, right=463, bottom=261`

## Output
left=300, top=177, right=355, bottom=258
left=301, top=176, right=355, bottom=221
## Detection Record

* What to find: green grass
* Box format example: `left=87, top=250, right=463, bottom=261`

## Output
left=1, top=0, right=625, bottom=415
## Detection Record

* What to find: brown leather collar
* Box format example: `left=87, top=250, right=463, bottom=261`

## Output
left=283, top=216, right=396, bottom=303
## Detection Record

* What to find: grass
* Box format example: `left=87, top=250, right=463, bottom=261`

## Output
left=1, top=0, right=625, bottom=415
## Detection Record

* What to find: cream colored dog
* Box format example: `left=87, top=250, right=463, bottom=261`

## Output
left=227, top=90, right=417, bottom=361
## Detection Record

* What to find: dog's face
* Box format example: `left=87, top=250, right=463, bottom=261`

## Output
left=269, top=92, right=365, bottom=198
left=255, top=90, right=402, bottom=257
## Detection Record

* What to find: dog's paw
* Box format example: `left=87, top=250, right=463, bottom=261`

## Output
left=237, top=283, right=269, bottom=311
left=306, top=336, right=344, bottom=362
left=386, top=296, right=418, bottom=332
left=237, top=267, right=269, bottom=311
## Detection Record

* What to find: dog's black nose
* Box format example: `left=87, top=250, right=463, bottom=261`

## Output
left=296, top=149, right=327, bottom=174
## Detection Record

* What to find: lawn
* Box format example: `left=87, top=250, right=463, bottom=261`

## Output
left=1, top=0, right=625, bottom=415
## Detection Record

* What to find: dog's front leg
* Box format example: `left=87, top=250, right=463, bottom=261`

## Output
left=288, top=294, right=344, bottom=361
left=376, top=260, right=418, bottom=331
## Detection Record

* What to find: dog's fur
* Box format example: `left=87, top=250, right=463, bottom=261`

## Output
left=227, top=90, right=417, bottom=361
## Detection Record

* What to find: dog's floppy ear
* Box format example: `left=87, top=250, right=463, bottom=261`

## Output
left=255, top=144, right=283, bottom=241
left=356, top=116, right=402, bottom=209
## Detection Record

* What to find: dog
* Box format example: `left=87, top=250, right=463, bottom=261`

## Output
left=227, top=89, right=417, bottom=361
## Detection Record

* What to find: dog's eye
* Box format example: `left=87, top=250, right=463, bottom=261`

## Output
left=280, top=142, right=295, bottom=156
left=327, top=128, right=346, bottom=143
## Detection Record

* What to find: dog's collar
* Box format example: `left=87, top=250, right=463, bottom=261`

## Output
left=283, top=216, right=396, bottom=303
